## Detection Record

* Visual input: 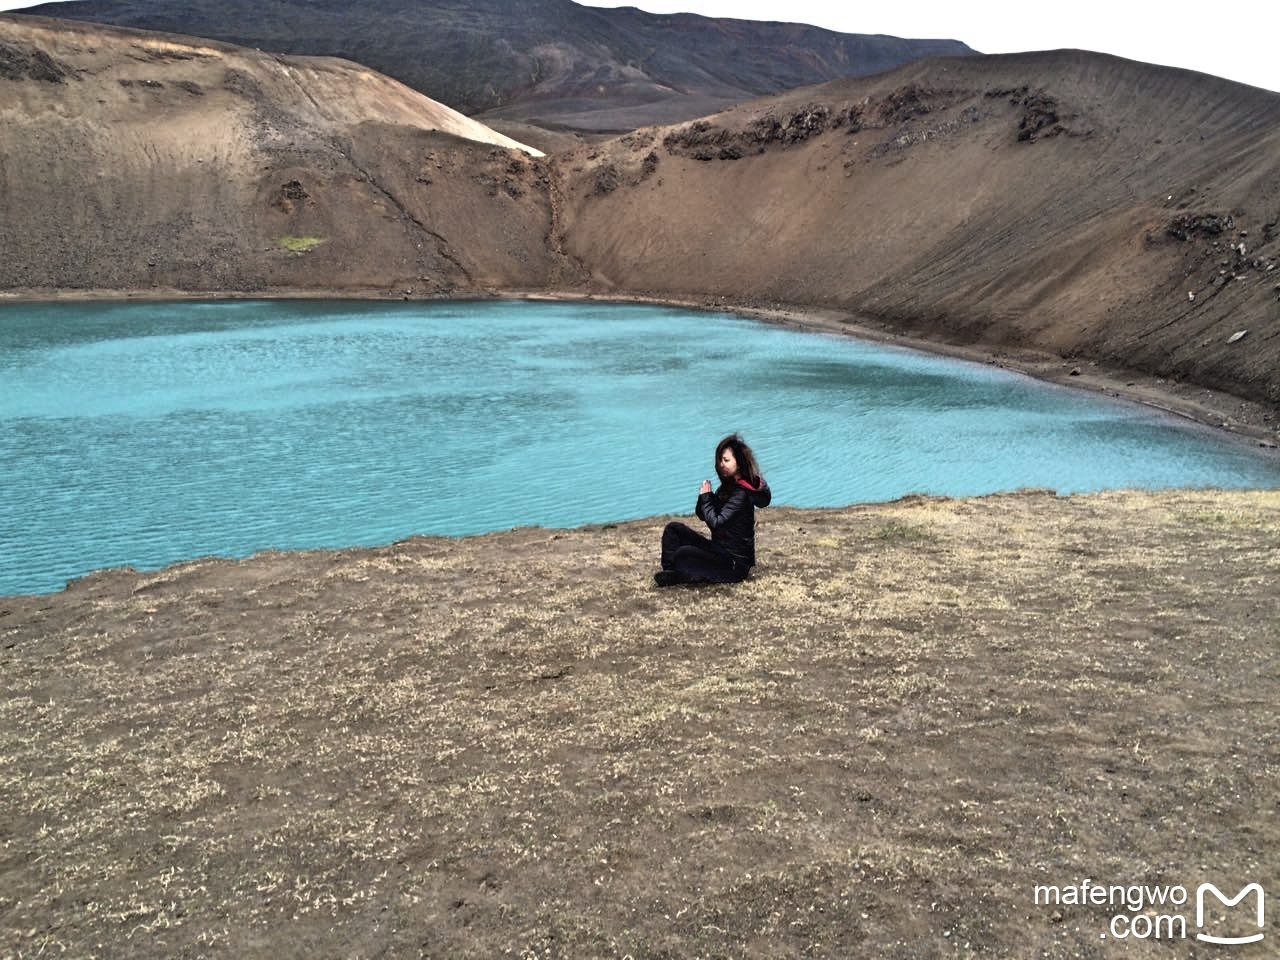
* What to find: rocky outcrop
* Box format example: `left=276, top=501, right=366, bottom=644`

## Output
left=659, top=83, right=1079, bottom=162
left=0, top=37, right=70, bottom=81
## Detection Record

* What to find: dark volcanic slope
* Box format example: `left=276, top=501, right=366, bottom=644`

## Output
left=16, top=0, right=974, bottom=129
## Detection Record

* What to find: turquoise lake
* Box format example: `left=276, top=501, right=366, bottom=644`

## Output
left=3, top=298, right=1278, bottom=596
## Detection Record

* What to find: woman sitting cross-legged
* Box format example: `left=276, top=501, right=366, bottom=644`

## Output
left=655, top=433, right=771, bottom=587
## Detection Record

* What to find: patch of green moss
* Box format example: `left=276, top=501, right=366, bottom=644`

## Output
left=277, top=235, right=325, bottom=253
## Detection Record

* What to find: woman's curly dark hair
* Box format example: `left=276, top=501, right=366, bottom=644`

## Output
left=714, top=433, right=762, bottom=486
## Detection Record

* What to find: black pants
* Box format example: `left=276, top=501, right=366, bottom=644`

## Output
left=661, top=522, right=748, bottom=583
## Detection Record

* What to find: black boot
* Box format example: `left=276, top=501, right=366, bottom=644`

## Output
left=653, top=569, right=689, bottom=587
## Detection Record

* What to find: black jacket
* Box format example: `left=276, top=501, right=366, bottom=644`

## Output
left=695, top=476, right=772, bottom=568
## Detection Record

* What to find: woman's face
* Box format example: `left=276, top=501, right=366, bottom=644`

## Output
left=717, top=446, right=739, bottom=480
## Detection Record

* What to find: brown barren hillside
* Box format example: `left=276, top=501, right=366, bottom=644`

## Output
left=0, top=14, right=556, bottom=295
left=558, top=51, right=1280, bottom=408
left=1, top=16, right=1278, bottom=417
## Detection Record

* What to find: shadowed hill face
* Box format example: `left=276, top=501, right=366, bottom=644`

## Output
left=1, top=16, right=1278, bottom=410
left=15, top=0, right=974, bottom=130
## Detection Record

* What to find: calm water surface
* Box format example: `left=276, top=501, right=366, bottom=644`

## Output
left=3, top=299, right=1278, bottom=595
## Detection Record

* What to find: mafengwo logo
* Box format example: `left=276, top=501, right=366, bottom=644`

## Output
left=1197, top=883, right=1265, bottom=945
left=1034, top=879, right=1266, bottom=943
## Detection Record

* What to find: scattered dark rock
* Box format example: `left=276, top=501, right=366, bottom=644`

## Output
left=273, top=179, right=310, bottom=213
left=1167, top=213, right=1234, bottom=241
left=662, top=88, right=959, bottom=162
left=695, top=804, right=738, bottom=822
left=222, top=67, right=263, bottom=100
left=987, top=85, right=1031, bottom=102
left=0, top=40, right=71, bottom=83
left=662, top=119, right=715, bottom=153
left=639, top=150, right=659, bottom=180
left=592, top=163, right=619, bottom=195
left=872, top=85, right=935, bottom=124
left=1015, top=91, right=1065, bottom=142
left=757, top=104, right=832, bottom=143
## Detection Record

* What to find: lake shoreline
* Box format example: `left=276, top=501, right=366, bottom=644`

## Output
left=553, top=291, right=1280, bottom=451
left=7, top=291, right=1279, bottom=599
left=4, top=284, right=1278, bottom=450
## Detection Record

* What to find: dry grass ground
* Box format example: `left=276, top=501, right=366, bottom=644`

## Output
left=3, top=488, right=1278, bottom=958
